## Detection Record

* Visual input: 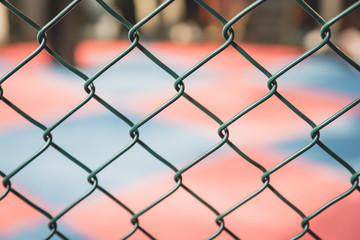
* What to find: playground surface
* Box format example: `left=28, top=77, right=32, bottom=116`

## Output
left=0, top=40, right=359, bottom=239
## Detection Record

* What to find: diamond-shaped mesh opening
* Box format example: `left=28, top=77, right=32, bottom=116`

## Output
left=138, top=98, right=222, bottom=168
left=140, top=187, right=221, bottom=240
left=319, top=109, right=360, bottom=170
left=0, top=123, right=44, bottom=173
left=275, top=107, right=360, bottom=172
left=181, top=145, right=264, bottom=212
left=0, top=190, right=46, bottom=237
left=269, top=148, right=352, bottom=213
left=60, top=189, right=136, bottom=240
left=1, top=57, right=87, bottom=123
left=91, top=47, right=176, bottom=122
left=224, top=187, right=305, bottom=239
left=11, top=147, right=91, bottom=209
left=50, top=101, right=131, bottom=169
left=95, top=143, right=176, bottom=209
left=309, top=191, right=360, bottom=239
left=179, top=46, right=271, bottom=120
left=226, top=95, right=312, bottom=168
left=276, top=54, right=360, bottom=123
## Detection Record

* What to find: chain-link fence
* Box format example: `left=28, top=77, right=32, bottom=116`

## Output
left=1, top=0, right=360, bottom=239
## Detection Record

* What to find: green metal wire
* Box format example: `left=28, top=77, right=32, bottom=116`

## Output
left=0, top=0, right=359, bottom=239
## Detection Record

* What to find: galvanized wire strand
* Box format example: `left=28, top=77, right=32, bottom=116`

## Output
left=219, top=1, right=359, bottom=237
left=105, top=3, right=243, bottom=237
left=2, top=90, right=154, bottom=238
left=0, top=95, right=152, bottom=238
left=1, top=0, right=359, bottom=239
left=8, top=187, right=64, bottom=239
left=200, top=2, right=321, bottom=237
left=0, top=1, right=150, bottom=237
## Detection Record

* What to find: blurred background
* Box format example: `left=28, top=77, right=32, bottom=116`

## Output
left=0, top=0, right=359, bottom=65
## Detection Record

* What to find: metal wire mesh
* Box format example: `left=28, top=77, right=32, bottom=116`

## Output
left=0, top=0, right=359, bottom=239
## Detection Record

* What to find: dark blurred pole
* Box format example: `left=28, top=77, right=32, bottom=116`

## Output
left=116, top=0, right=136, bottom=24
left=46, top=1, right=84, bottom=65
left=185, top=0, right=199, bottom=21
left=8, top=0, right=84, bottom=65
left=8, top=0, right=47, bottom=42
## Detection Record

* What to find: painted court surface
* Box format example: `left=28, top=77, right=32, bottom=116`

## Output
left=0, top=41, right=359, bottom=239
